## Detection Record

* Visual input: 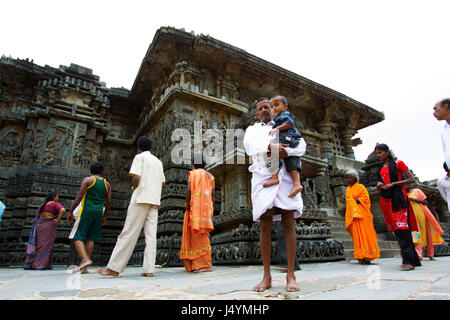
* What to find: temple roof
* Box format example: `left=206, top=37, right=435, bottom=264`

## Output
left=130, top=26, right=384, bottom=130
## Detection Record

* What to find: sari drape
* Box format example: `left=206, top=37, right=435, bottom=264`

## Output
left=408, top=189, right=444, bottom=258
left=179, top=169, right=214, bottom=272
left=378, top=160, right=418, bottom=232
left=23, top=216, right=58, bottom=270
left=24, top=202, right=62, bottom=270
left=25, top=206, right=41, bottom=257
left=345, top=182, right=380, bottom=261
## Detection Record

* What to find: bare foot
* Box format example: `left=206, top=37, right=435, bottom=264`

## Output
left=263, top=177, right=279, bottom=188
left=97, top=268, right=119, bottom=277
left=75, top=259, right=92, bottom=273
left=400, top=264, right=414, bottom=271
left=253, top=277, right=272, bottom=292
left=141, top=273, right=154, bottom=277
left=81, top=268, right=89, bottom=274
left=193, top=267, right=213, bottom=273
left=288, top=185, right=303, bottom=198
left=286, top=275, right=300, bottom=292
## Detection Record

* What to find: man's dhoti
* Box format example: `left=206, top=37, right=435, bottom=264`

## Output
left=251, top=165, right=303, bottom=222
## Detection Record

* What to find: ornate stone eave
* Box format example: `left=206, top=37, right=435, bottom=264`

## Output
left=130, top=27, right=384, bottom=131
left=0, top=56, right=48, bottom=76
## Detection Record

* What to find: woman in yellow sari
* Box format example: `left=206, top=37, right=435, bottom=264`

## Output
left=345, top=170, right=380, bottom=264
left=179, top=159, right=215, bottom=273
left=406, top=183, right=444, bottom=261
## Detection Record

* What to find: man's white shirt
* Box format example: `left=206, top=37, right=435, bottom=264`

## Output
left=243, top=121, right=307, bottom=175
left=441, top=122, right=450, bottom=167
left=243, top=120, right=306, bottom=221
left=437, top=174, right=450, bottom=213
left=129, top=151, right=165, bottom=205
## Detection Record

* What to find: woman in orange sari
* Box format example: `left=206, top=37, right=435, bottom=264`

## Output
left=345, top=170, right=380, bottom=264
left=406, top=183, right=445, bottom=261
left=179, top=159, right=215, bottom=273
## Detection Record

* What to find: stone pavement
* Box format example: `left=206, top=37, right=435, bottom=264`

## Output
left=0, top=257, right=449, bottom=300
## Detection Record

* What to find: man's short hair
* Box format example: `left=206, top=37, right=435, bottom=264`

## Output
left=439, top=98, right=450, bottom=108
left=90, top=162, right=104, bottom=174
left=254, top=97, right=269, bottom=108
left=271, top=95, right=288, bottom=105
left=136, top=136, right=152, bottom=151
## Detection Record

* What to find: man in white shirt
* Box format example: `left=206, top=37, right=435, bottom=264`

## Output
left=437, top=162, right=450, bottom=214
left=243, top=97, right=306, bottom=292
left=433, top=98, right=450, bottom=167
left=97, top=136, right=166, bottom=277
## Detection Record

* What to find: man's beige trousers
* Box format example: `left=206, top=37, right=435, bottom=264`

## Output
left=107, top=202, right=158, bottom=274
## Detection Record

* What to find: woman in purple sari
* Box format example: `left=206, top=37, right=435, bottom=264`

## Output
left=24, top=192, right=66, bottom=270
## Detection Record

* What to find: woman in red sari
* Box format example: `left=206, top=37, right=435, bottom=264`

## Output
left=179, top=159, right=215, bottom=273
left=24, top=192, right=66, bottom=270
left=374, top=143, right=421, bottom=271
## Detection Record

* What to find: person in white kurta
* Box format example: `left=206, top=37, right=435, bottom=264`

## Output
left=437, top=162, right=450, bottom=213
left=244, top=120, right=305, bottom=222
left=433, top=99, right=450, bottom=167
left=97, top=136, right=166, bottom=277
left=243, top=97, right=306, bottom=292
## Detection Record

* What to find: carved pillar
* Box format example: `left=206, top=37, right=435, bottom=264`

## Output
left=216, top=77, right=222, bottom=98
left=318, top=120, right=337, bottom=166
left=237, top=166, right=249, bottom=209
left=340, top=112, right=361, bottom=160
left=341, top=128, right=357, bottom=159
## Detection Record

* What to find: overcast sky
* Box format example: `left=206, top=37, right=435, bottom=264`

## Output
left=1, top=0, right=449, bottom=181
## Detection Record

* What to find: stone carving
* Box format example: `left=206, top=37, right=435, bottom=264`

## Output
left=0, top=126, right=24, bottom=165
left=0, top=27, right=446, bottom=268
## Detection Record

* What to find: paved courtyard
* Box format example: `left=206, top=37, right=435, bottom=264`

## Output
left=0, top=257, right=449, bottom=300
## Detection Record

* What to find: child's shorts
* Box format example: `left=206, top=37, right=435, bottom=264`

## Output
left=283, top=156, right=302, bottom=172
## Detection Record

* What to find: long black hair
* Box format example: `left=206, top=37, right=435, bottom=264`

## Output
left=38, top=192, right=58, bottom=214
left=374, top=143, right=393, bottom=160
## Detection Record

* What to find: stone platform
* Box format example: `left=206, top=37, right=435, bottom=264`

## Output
left=1, top=256, right=449, bottom=300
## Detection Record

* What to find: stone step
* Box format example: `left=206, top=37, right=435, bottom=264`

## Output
left=329, top=225, right=347, bottom=233
left=339, top=239, right=400, bottom=249
left=332, top=229, right=396, bottom=241
left=326, top=216, right=346, bottom=222
left=344, top=248, right=401, bottom=259
left=324, top=215, right=402, bottom=260
left=328, top=216, right=402, bottom=260
left=331, top=231, right=352, bottom=240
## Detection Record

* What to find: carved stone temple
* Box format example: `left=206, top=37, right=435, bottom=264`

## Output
left=0, top=26, right=448, bottom=267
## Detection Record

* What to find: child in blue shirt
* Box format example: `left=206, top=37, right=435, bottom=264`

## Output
left=263, top=95, right=303, bottom=198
